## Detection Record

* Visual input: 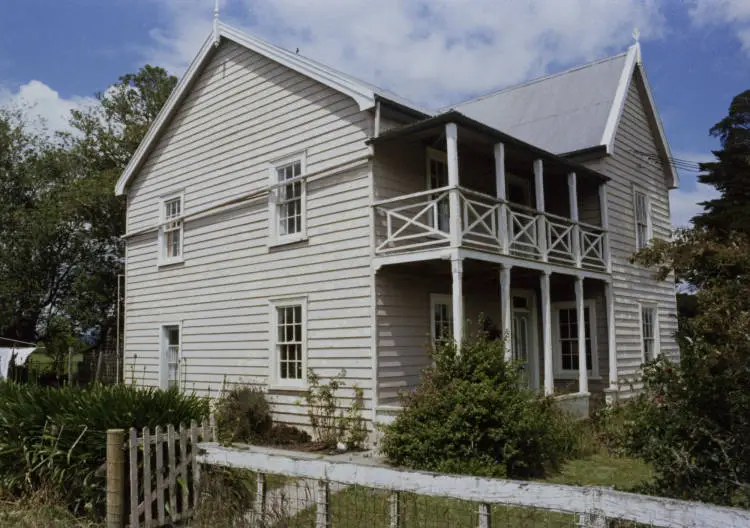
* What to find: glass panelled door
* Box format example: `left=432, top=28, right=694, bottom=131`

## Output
left=511, top=292, right=539, bottom=389
left=427, top=149, right=449, bottom=233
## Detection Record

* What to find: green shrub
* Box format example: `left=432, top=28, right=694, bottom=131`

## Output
left=304, top=369, right=367, bottom=449
left=0, top=382, right=209, bottom=517
left=380, top=333, right=574, bottom=478
left=616, top=343, right=750, bottom=507
left=214, top=385, right=273, bottom=443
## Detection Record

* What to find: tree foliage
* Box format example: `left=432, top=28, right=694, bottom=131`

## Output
left=693, top=89, right=750, bottom=234
left=0, top=67, right=176, bottom=357
left=623, top=88, right=750, bottom=506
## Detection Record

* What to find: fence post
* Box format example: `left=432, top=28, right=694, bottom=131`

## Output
left=389, top=491, right=403, bottom=528
left=106, top=429, right=125, bottom=528
left=316, top=480, right=330, bottom=528
left=578, top=512, right=607, bottom=527
left=255, top=473, right=267, bottom=521
left=478, top=503, right=491, bottom=528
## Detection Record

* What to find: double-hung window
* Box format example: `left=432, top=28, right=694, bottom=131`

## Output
left=161, top=325, right=181, bottom=389
left=553, top=301, right=597, bottom=377
left=270, top=298, right=307, bottom=387
left=270, top=154, right=306, bottom=245
left=640, top=304, right=659, bottom=361
left=159, top=193, right=184, bottom=265
left=430, top=294, right=453, bottom=346
left=634, top=190, right=652, bottom=250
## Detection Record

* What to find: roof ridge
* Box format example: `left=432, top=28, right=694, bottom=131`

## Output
left=452, top=48, right=631, bottom=109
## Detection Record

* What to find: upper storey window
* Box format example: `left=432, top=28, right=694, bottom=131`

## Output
left=634, top=190, right=652, bottom=250
left=270, top=154, right=307, bottom=245
left=158, top=192, right=184, bottom=265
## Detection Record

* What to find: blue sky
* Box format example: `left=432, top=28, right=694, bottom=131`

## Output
left=1, top=0, right=748, bottom=225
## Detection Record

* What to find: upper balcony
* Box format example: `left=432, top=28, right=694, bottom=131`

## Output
left=369, top=112, right=611, bottom=274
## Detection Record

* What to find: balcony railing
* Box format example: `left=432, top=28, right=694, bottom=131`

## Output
left=374, top=187, right=608, bottom=271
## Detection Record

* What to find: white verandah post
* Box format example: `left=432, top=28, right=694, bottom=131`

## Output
left=568, top=172, right=582, bottom=267
left=451, top=256, right=464, bottom=349
left=500, top=264, right=512, bottom=362
left=494, top=142, right=508, bottom=253
left=575, top=276, right=588, bottom=394
left=599, top=181, right=612, bottom=273
left=534, top=159, right=548, bottom=261
left=605, top=280, right=618, bottom=398
left=446, top=123, right=461, bottom=249
left=541, top=270, right=554, bottom=395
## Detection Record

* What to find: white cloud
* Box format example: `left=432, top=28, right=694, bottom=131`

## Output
left=688, top=0, right=750, bottom=54
left=669, top=151, right=719, bottom=228
left=670, top=182, right=720, bottom=228
left=145, top=0, right=666, bottom=107
left=0, top=80, right=97, bottom=135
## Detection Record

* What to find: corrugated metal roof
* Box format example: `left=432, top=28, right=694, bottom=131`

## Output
left=453, top=51, right=629, bottom=155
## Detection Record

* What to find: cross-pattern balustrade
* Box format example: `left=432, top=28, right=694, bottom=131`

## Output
left=373, top=187, right=608, bottom=271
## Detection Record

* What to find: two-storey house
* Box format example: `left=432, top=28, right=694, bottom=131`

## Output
left=115, top=22, right=678, bottom=428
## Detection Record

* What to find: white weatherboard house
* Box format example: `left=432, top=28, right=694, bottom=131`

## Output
left=116, top=22, right=678, bottom=428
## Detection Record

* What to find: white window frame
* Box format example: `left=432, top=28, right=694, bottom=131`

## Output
left=157, top=191, right=185, bottom=266
left=159, top=323, right=182, bottom=390
left=269, top=296, right=308, bottom=389
left=552, top=300, right=599, bottom=379
left=633, top=188, right=653, bottom=251
left=639, top=303, right=660, bottom=362
left=429, top=293, right=453, bottom=346
left=268, top=152, right=307, bottom=247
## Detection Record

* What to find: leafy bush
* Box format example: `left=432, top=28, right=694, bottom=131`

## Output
left=616, top=345, right=750, bottom=507
left=214, top=385, right=273, bottom=443
left=305, top=369, right=367, bottom=449
left=0, top=382, right=209, bottom=517
left=380, top=333, right=574, bottom=478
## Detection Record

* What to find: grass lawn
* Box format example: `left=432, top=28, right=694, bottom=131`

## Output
left=277, top=453, right=652, bottom=527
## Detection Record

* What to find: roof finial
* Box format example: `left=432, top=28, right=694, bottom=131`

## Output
left=632, top=27, right=642, bottom=63
left=212, top=0, right=220, bottom=46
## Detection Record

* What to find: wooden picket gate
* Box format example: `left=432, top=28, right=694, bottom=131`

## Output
left=124, top=417, right=216, bottom=528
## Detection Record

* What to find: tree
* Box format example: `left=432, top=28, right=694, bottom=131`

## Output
left=693, top=90, right=750, bottom=234
left=0, top=67, right=176, bottom=358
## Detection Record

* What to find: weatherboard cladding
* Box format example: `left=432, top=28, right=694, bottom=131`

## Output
left=455, top=52, right=629, bottom=155
left=580, top=72, right=678, bottom=395
left=123, top=40, right=374, bottom=424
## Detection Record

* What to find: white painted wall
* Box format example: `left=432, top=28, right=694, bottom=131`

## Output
left=123, top=40, right=374, bottom=425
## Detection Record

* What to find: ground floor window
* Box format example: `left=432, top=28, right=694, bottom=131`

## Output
left=552, top=301, right=597, bottom=377
left=161, top=325, right=180, bottom=389
left=430, top=294, right=453, bottom=346
left=640, top=304, right=659, bottom=361
left=270, top=297, right=307, bottom=387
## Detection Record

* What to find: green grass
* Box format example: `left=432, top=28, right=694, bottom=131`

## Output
left=544, top=452, right=653, bottom=490
left=278, top=453, right=652, bottom=528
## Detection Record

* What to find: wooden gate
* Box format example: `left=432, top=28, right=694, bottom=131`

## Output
left=127, top=417, right=216, bottom=528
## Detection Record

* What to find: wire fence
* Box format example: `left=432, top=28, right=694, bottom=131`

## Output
left=195, top=444, right=750, bottom=528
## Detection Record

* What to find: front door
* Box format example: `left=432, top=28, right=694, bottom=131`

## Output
left=511, top=291, right=539, bottom=390
left=426, top=149, right=449, bottom=233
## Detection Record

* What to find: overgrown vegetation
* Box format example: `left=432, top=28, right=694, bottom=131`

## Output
left=214, top=385, right=311, bottom=447
left=0, top=382, right=208, bottom=518
left=615, top=88, right=750, bottom=508
left=380, top=332, right=586, bottom=478
left=304, top=369, right=367, bottom=449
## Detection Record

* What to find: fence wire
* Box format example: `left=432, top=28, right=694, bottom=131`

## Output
left=192, top=469, right=662, bottom=528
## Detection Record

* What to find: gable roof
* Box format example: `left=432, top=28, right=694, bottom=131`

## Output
left=115, top=22, right=429, bottom=196
left=116, top=25, right=678, bottom=196
left=453, top=44, right=679, bottom=188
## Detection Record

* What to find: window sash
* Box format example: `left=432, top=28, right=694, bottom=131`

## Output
left=634, top=191, right=650, bottom=250
left=276, top=304, right=303, bottom=380
left=641, top=307, right=657, bottom=360
left=276, top=161, right=303, bottom=236
left=162, top=197, right=183, bottom=259
left=557, top=307, right=593, bottom=372
left=163, top=326, right=180, bottom=389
